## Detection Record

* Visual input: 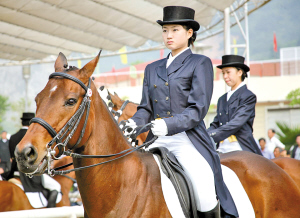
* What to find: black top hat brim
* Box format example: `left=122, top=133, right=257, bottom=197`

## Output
left=20, top=113, right=35, bottom=120
left=217, top=62, right=250, bottom=73
left=157, top=19, right=200, bottom=31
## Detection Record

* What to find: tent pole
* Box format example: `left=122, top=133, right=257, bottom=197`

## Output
left=245, top=3, right=250, bottom=87
left=224, top=7, right=231, bottom=55
left=224, top=7, right=231, bottom=92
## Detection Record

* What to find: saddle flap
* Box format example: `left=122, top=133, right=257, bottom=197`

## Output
left=150, top=147, right=198, bottom=218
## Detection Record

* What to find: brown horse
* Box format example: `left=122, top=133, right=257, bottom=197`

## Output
left=107, top=91, right=148, bottom=145
left=15, top=52, right=300, bottom=218
left=271, top=157, right=300, bottom=189
left=0, top=156, right=75, bottom=212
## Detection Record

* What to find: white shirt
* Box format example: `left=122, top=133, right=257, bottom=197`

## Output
left=218, top=82, right=246, bottom=153
left=1, top=139, right=7, bottom=143
left=166, top=47, right=190, bottom=68
left=267, top=136, right=285, bottom=153
left=227, top=82, right=246, bottom=101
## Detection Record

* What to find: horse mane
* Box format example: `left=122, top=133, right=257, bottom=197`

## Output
left=65, top=66, right=79, bottom=72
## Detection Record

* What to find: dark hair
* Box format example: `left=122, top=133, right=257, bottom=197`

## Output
left=22, top=119, right=31, bottom=126
left=274, top=147, right=283, bottom=153
left=269, top=129, right=276, bottom=133
left=258, top=138, right=266, bottom=142
left=296, top=134, right=300, bottom=139
left=236, top=68, right=247, bottom=81
left=182, top=23, right=197, bottom=47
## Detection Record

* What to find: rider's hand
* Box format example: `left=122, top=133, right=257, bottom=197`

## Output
left=151, top=119, right=168, bottom=137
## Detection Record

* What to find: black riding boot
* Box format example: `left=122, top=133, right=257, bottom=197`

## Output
left=197, top=201, right=220, bottom=218
left=47, top=190, right=58, bottom=208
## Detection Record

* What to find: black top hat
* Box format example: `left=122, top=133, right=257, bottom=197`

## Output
left=21, top=112, right=35, bottom=120
left=157, top=6, right=200, bottom=31
left=217, top=55, right=250, bottom=73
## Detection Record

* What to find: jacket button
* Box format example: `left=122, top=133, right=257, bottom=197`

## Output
left=154, top=85, right=157, bottom=88
left=165, top=82, right=169, bottom=86
left=220, top=123, right=222, bottom=125
left=167, top=111, right=170, bottom=115
left=154, top=99, right=158, bottom=103
left=226, top=112, right=228, bottom=115
left=226, top=122, right=228, bottom=124
left=156, top=114, right=160, bottom=118
left=220, top=113, right=221, bottom=115
left=166, top=97, right=169, bottom=101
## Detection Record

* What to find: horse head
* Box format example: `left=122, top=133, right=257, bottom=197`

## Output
left=15, top=51, right=101, bottom=176
left=107, top=90, right=123, bottom=112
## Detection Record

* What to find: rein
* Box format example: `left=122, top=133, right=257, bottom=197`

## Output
left=30, top=72, right=157, bottom=177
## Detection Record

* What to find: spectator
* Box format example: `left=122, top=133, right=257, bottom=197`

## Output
left=0, top=130, right=11, bottom=173
left=7, top=112, right=62, bottom=208
left=259, top=138, right=274, bottom=159
left=267, top=129, right=285, bottom=153
left=290, top=134, right=300, bottom=160
left=273, top=147, right=288, bottom=158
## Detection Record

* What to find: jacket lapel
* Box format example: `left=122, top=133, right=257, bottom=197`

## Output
left=227, top=85, right=247, bottom=106
left=156, top=58, right=168, bottom=82
left=167, top=49, right=192, bottom=76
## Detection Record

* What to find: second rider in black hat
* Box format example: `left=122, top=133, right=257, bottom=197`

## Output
left=207, top=55, right=262, bottom=155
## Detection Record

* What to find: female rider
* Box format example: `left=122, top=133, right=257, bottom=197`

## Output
left=207, top=55, right=262, bottom=155
left=127, top=6, right=238, bottom=218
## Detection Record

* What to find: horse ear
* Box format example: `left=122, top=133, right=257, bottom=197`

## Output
left=54, top=52, right=68, bottom=72
left=80, top=50, right=102, bottom=80
left=114, top=92, right=120, bottom=98
left=107, top=90, right=112, bottom=100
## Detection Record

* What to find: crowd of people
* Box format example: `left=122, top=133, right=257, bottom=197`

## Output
left=258, top=129, right=300, bottom=160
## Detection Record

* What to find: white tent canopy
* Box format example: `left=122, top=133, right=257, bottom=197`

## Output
left=0, top=0, right=269, bottom=61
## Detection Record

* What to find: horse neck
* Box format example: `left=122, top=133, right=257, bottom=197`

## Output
left=72, top=87, right=138, bottom=173
left=94, top=92, right=132, bottom=153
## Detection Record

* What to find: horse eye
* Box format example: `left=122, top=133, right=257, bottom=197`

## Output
left=66, top=98, right=77, bottom=106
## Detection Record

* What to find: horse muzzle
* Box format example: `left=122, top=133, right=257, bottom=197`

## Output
left=15, top=144, right=46, bottom=174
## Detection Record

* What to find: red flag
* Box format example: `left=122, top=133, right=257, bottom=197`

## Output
left=273, top=32, right=277, bottom=52
left=111, top=65, right=115, bottom=73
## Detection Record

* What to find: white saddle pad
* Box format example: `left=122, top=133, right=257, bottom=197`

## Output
left=13, top=183, right=62, bottom=208
left=153, top=155, right=255, bottom=218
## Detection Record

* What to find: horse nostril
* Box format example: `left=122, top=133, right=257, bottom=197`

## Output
left=23, top=145, right=38, bottom=164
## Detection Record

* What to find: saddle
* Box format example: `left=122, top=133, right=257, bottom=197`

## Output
left=149, top=147, right=198, bottom=218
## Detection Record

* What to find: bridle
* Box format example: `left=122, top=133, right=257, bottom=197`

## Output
left=110, top=99, right=129, bottom=121
left=27, top=72, right=92, bottom=177
left=28, top=72, right=157, bottom=177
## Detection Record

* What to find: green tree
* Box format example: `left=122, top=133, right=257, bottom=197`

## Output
left=0, top=95, right=10, bottom=131
left=286, top=88, right=300, bottom=106
left=276, top=121, right=300, bottom=151
left=10, top=98, right=30, bottom=129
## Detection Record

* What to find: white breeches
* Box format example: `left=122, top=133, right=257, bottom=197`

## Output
left=147, top=132, right=218, bottom=212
